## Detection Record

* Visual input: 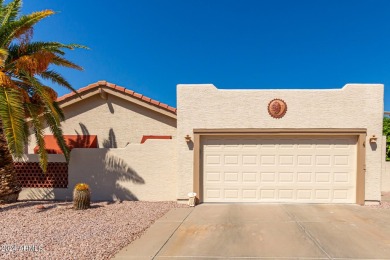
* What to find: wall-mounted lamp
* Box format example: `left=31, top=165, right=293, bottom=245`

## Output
left=369, top=135, right=378, bottom=143
left=185, top=135, right=192, bottom=142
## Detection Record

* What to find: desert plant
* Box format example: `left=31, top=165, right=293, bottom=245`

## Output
left=73, top=183, right=91, bottom=210
left=383, top=117, right=390, bottom=161
left=0, top=0, right=87, bottom=203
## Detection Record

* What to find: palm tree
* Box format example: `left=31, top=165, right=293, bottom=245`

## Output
left=0, top=0, right=87, bottom=202
left=0, top=122, right=21, bottom=203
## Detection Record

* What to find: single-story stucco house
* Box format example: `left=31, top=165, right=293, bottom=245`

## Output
left=18, top=81, right=386, bottom=205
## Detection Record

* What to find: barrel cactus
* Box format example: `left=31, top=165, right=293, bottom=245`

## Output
left=73, top=183, right=91, bottom=210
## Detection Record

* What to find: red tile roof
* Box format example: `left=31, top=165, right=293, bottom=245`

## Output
left=57, top=80, right=177, bottom=114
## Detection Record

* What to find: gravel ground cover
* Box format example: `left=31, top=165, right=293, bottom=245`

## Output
left=0, top=201, right=187, bottom=259
left=1, top=199, right=387, bottom=260
left=366, top=192, right=390, bottom=209
left=366, top=201, right=390, bottom=209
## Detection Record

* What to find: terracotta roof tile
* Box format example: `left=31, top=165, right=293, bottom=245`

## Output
left=133, top=92, right=143, bottom=99
left=57, top=81, right=176, bottom=115
left=106, top=83, right=116, bottom=88
left=141, top=96, right=151, bottom=102
left=115, top=86, right=126, bottom=92
left=125, top=89, right=134, bottom=95
left=159, top=103, right=168, bottom=109
left=167, top=106, right=177, bottom=113
left=85, top=83, right=99, bottom=89
left=150, top=99, right=160, bottom=106
left=57, top=93, right=73, bottom=102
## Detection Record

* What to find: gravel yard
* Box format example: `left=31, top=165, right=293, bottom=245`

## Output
left=366, top=201, right=390, bottom=209
left=0, top=201, right=187, bottom=259
left=1, top=199, right=388, bottom=260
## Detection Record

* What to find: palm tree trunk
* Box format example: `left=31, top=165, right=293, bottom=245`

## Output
left=0, top=121, right=21, bottom=203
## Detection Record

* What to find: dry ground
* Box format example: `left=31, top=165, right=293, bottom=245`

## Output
left=0, top=201, right=187, bottom=259
left=1, top=197, right=388, bottom=260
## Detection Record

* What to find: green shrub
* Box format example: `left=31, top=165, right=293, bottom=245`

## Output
left=383, top=117, right=390, bottom=161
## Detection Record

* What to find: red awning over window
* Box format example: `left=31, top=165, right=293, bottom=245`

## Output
left=33, top=135, right=98, bottom=154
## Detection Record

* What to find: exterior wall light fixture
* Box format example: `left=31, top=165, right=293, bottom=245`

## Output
left=369, top=135, right=378, bottom=143
left=185, top=135, right=192, bottom=142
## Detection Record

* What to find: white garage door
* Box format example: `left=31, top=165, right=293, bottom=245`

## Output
left=202, top=136, right=357, bottom=203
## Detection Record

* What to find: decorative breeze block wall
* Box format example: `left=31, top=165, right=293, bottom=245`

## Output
left=14, top=162, right=68, bottom=188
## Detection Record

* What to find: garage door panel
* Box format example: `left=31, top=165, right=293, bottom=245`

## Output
left=278, top=172, right=294, bottom=182
left=224, top=171, right=240, bottom=182
left=242, top=155, right=258, bottom=165
left=334, top=172, right=350, bottom=182
left=296, top=189, right=313, bottom=200
left=260, top=155, right=276, bottom=165
left=279, top=155, right=294, bottom=165
left=297, top=155, right=313, bottom=166
left=315, top=155, right=332, bottom=166
left=314, top=172, right=332, bottom=183
left=260, top=172, right=277, bottom=183
left=202, top=136, right=357, bottom=203
left=205, top=189, right=221, bottom=200
left=242, top=189, right=257, bottom=199
left=333, top=190, right=350, bottom=200
left=205, top=171, right=221, bottom=182
left=205, top=154, right=222, bottom=165
left=334, top=155, right=350, bottom=166
left=242, top=172, right=257, bottom=182
left=224, top=155, right=240, bottom=165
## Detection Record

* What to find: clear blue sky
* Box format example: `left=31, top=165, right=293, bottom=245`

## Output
left=22, top=0, right=390, bottom=110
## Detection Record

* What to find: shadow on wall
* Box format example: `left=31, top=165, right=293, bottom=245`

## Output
left=66, top=150, right=145, bottom=201
left=75, top=123, right=118, bottom=148
left=24, top=124, right=144, bottom=201
left=68, top=123, right=91, bottom=149
left=103, top=128, right=117, bottom=148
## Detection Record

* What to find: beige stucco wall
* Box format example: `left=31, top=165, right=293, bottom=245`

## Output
left=20, top=139, right=177, bottom=201
left=177, top=84, right=384, bottom=202
left=27, top=93, right=176, bottom=153
left=382, top=161, right=390, bottom=192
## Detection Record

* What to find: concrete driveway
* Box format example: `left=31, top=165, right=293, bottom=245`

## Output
left=114, top=204, right=390, bottom=259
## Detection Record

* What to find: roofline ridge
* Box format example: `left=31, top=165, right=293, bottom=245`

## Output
left=56, top=81, right=177, bottom=114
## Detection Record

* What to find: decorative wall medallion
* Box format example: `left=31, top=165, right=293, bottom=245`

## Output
left=268, top=98, right=287, bottom=119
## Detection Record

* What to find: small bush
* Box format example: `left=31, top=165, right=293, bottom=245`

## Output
left=383, top=117, right=390, bottom=161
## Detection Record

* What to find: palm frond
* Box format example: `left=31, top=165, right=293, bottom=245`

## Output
left=0, top=2, right=87, bottom=168
left=8, top=42, right=88, bottom=58
left=51, top=55, right=83, bottom=70
left=63, top=43, right=89, bottom=50
left=0, top=0, right=21, bottom=26
left=43, top=112, right=69, bottom=162
left=39, top=70, right=75, bottom=92
left=52, top=101, right=65, bottom=121
left=21, top=73, right=61, bottom=123
left=0, top=9, right=54, bottom=47
left=0, top=47, right=8, bottom=67
left=0, top=86, right=27, bottom=158
left=25, top=103, right=48, bottom=172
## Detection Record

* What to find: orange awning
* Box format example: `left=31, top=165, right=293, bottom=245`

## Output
left=33, top=135, right=98, bottom=154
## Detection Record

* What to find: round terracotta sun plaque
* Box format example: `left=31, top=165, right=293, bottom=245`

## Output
left=268, top=98, right=287, bottom=119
